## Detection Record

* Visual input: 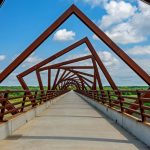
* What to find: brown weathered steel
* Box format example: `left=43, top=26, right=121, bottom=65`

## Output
left=52, top=69, right=60, bottom=90
left=58, top=69, right=93, bottom=85
left=48, top=66, right=94, bottom=69
left=17, top=37, right=118, bottom=91
left=48, top=69, right=51, bottom=90
left=36, top=70, right=44, bottom=91
left=38, top=55, right=92, bottom=71
left=69, top=70, right=94, bottom=77
left=92, top=58, right=103, bottom=90
left=0, top=90, right=69, bottom=121
left=1, top=4, right=150, bottom=87
left=16, top=38, right=87, bottom=78
left=1, top=4, right=150, bottom=122
left=76, top=89, right=150, bottom=123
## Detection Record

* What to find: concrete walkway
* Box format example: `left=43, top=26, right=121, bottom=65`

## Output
left=0, top=91, right=149, bottom=150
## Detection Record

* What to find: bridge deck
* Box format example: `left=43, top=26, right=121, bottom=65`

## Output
left=0, top=91, right=148, bottom=150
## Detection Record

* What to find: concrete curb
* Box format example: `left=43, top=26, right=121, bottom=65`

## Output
left=77, top=93, right=150, bottom=147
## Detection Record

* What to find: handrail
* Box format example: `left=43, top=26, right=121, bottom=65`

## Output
left=0, top=90, right=69, bottom=121
left=75, top=89, right=150, bottom=124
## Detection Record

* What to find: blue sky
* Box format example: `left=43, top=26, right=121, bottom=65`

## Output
left=0, top=0, right=150, bottom=86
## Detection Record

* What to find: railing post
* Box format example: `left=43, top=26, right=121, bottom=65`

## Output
left=39, top=90, right=45, bottom=104
left=137, top=91, right=146, bottom=122
left=94, top=91, right=96, bottom=100
left=92, top=91, right=95, bottom=100
left=117, top=90, right=124, bottom=113
left=107, top=90, right=111, bottom=107
left=33, top=91, right=38, bottom=107
left=50, top=91, right=53, bottom=100
left=99, top=90, right=102, bottom=103
left=96, top=90, right=99, bottom=102
left=101, top=90, right=105, bottom=104
left=0, top=92, right=8, bottom=121
left=46, top=90, right=50, bottom=101
left=20, top=91, right=27, bottom=112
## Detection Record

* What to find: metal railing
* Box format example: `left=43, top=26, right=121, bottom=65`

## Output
left=76, top=90, right=150, bottom=123
left=0, top=90, right=69, bottom=122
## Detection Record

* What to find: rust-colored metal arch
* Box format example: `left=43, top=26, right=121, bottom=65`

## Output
left=1, top=4, right=150, bottom=87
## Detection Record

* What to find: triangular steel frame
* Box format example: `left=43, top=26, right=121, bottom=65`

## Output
left=1, top=4, right=150, bottom=86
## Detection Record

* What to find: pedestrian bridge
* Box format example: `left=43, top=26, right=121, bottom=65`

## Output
left=0, top=91, right=149, bottom=150
left=1, top=3, right=150, bottom=150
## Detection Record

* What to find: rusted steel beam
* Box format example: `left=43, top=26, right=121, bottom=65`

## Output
left=65, top=74, right=76, bottom=80
left=0, top=5, right=74, bottom=82
left=78, top=75, right=87, bottom=90
left=59, top=78, right=81, bottom=90
left=52, top=69, right=60, bottom=90
left=17, top=76, right=36, bottom=106
left=92, top=59, right=103, bottom=90
left=71, top=73, right=87, bottom=90
left=53, top=69, right=92, bottom=90
left=2, top=4, right=150, bottom=88
left=36, top=54, right=96, bottom=90
left=39, top=55, right=92, bottom=71
left=78, top=74, right=93, bottom=84
left=71, top=71, right=92, bottom=89
left=0, top=92, right=19, bottom=116
left=48, top=69, right=51, bottom=90
left=36, top=70, right=44, bottom=91
left=68, top=69, right=93, bottom=84
left=82, top=79, right=92, bottom=90
left=56, top=76, right=80, bottom=89
left=54, top=70, right=67, bottom=87
left=61, top=71, right=72, bottom=81
left=93, top=69, right=97, bottom=90
left=57, top=76, right=81, bottom=86
left=50, top=66, right=93, bottom=69
left=66, top=70, right=93, bottom=89
left=65, top=81, right=81, bottom=90
left=37, top=54, right=94, bottom=90
left=17, top=38, right=86, bottom=78
left=17, top=76, right=30, bottom=91
left=54, top=72, right=76, bottom=89
left=85, top=39, right=117, bottom=90
left=72, top=5, right=150, bottom=85
left=62, top=82, right=80, bottom=90
left=19, top=38, right=114, bottom=91
left=17, top=37, right=112, bottom=91
left=58, top=77, right=82, bottom=84
left=69, top=70, right=94, bottom=77
left=71, top=75, right=92, bottom=90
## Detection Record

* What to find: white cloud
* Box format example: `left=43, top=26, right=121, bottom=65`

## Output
left=133, top=58, right=150, bottom=75
left=127, top=45, right=150, bottom=55
left=105, top=22, right=145, bottom=44
left=0, top=55, right=6, bottom=61
left=98, top=51, right=119, bottom=67
left=94, top=1, right=150, bottom=45
left=53, top=29, right=76, bottom=41
left=64, top=50, right=119, bottom=67
left=92, top=34, right=99, bottom=40
left=22, top=53, right=42, bottom=68
left=100, top=1, right=137, bottom=29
